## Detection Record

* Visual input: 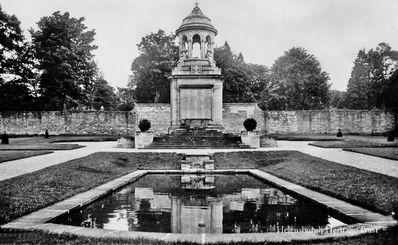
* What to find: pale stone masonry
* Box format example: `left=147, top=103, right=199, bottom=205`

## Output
left=0, top=107, right=395, bottom=135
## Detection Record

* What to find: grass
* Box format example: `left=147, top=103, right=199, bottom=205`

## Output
left=0, top=144, right=83, bottom=151
left=0, top=135, right=120, bottom=151
left=8, top=135, right=118, bottom=144
left=213, top=151, right=398, bottom=215
left=270, top=134, right=344, bottom=141
left=0, top=151, right=53, bottom=163
left=309, top=140, right=398, bottom=148
left=0, top=226, right=397, bottom=245
left=343, top=148, right=398, bottom=160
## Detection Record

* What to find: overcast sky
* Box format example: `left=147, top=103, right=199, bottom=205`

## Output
left=2, top=0, right=398, bottom=91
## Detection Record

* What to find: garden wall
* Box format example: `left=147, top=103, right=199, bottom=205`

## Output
left=1, top=106, right=395, bottom=135
left=0, top=111, right=136, bottom=135
left=265, top=110, right=395, bottom=134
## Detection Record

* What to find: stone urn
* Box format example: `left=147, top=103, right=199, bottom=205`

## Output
left=241, top=118, right=260, bottom=148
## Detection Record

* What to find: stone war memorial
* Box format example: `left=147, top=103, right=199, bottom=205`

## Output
left=134, top=3, right=267, bottom=148
left=170, top=3, right=223, bottom=130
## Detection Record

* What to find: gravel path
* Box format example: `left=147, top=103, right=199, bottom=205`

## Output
left=0, top=141, right=397, bottom=182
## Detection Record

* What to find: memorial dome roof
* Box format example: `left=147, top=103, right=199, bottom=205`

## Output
left=176, top=3, right=217, bottom=35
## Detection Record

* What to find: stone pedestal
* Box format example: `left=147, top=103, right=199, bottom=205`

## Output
left=134, top=132, right=154, bottom=149
left=241, top=131, right=260, bottom=148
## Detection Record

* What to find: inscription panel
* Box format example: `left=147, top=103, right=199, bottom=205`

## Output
left=180, top=88, right=212, bottom=119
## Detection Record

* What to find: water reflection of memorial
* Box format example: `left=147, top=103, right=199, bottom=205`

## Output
left=52, top=174, right=336, bottom=234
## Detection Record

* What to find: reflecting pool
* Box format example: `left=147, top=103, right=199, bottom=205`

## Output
left=51, top=174, right=350, bottom=233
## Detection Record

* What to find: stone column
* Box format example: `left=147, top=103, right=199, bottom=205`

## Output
left=212, top=82, right=223, bottom=124
left=170, top=79, right=178, bottom=126
left=201, top=40, right=205, bottom=58
left=188, top=40, right=192, bottom=58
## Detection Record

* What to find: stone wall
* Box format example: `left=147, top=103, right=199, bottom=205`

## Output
left=265, top=110, right=395, bottom=134
left=0, top=111, right=135, bottom=135
left=222, top=103, right=265, bottom=133
left=133, top=104, right=171, bottom=134
left=1, top=106, right=395, bottom=136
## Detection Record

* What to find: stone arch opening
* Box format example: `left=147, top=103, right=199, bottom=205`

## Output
left=182, top=35, right=188, bottom=50
left=192, top=34, right=201, bottom=58
left=205, top=35, right=211, bottom=49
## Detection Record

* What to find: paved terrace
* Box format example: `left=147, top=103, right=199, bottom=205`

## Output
left=0, top=141, right=397, bottom=182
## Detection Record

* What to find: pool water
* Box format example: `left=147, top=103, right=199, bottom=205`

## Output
left=51, top=174, right=350, bottom=234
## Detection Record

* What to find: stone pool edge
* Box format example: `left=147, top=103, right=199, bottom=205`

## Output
left=2, top=169, right=396, bottom=243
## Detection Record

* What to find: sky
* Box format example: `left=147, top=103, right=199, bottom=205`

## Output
left=2, top=0, right=398, bottom=91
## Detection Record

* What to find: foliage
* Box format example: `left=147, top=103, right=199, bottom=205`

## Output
left=344, top=43, right=398, bottom=109
left=214, top=42, right=271, bottom=103
left=387, top=130, right=395, bottom=142
left=336, top=129, right=343, bottom=137
left=0, top=6, right=37, bottom=111
left=330, top=90, right=346, bottom=109
left=116, top=87, right=135, bottom=111
left=384, top=69, right=398, bottom=110
left=129, top=30, right=178, bottom=103
left=269, top=47, right=330, bottom=110
left=1, top=131, right=9, bottom=144
left=30, top=11, right=98, bottom=110
left=88, top=77, right=117, bottom=110
left=138, top=119, right=151, bottom=132
left=243, top=118, right=257, bottom=131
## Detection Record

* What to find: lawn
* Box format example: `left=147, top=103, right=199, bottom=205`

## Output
left=270, top=134, right=344, bottom=141
left=344, top=147, right=398, bottom=161
left=0, top=143, right=83, bottom=151
left=213, top=151, right=398, bottom=215
left=8, top=135, right=118, bottom=144
left=309, top=140, right=398, bottom=148
left=0, top=151, right=53, bottom=163
left=0, top=151, right=397, bottom=244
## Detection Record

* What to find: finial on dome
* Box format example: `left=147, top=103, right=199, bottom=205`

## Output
left=190, top=2, right=203, bottom=16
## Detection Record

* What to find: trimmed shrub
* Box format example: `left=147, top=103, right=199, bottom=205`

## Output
left=387, top=130, right=395, bottom=142
left=1, top=132, right=9, bottom=144
left=138, top=119, right=151, bottom=132
left=336, top=129, right=343, bottom=137
left=243, top=118, right=257, bottom=131
left=45, top=129, right=49, bottom=139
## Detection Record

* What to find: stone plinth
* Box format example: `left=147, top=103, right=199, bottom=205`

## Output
left=134, top=132, right=154, bottom=149
left=241, top=131, right=260, bottom=148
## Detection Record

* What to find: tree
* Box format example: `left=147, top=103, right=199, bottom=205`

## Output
left=214, top=42, right=270, bottom=103
left=88, top=77, right=117, bottom=110
left=0, top=6, right=36, bottom=111
left=330, top=90, right=346, bottom=109
left=116, top=87, right=135, bottom=111
left=129, top=30, right=178, bottom=103
left=344, top=43, right=398, bottom=109
left=270, top=47, right=330, bottom=110
left=30, top=11, right=98, bottom=110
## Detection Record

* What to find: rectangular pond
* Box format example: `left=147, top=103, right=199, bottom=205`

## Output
left=50, top=173, right=353, bottom=234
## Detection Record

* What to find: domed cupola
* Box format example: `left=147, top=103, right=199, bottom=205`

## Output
left=176, top=3, right=217, bottom=35
left=175, top=3, right=218, bottom=60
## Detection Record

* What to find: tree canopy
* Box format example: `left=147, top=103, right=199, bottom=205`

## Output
left=129, top=30, right=178, bottom=103
left=214, top=42, right=270, bottom=103
left=0, top=6, right=36, bottom=111
left=344, top=43, right=398, bottom=109
left=269, top=47, right=330, bottom=110
left=30, top=11, right=98, bottom=110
